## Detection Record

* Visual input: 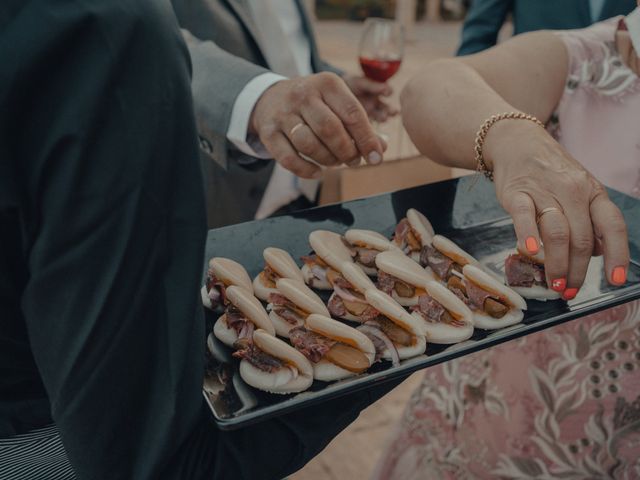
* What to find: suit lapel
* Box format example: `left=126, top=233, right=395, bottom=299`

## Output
left=223, top=0, right=267, bottom=62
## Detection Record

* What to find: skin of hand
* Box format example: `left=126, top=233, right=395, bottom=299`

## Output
left=249, top=72, right=387, bottom=179
left=484, top=120, right=629, bottom=298
left=400, top=31, right=631, bottom=296
left=342, top=75, right=399, bottom=123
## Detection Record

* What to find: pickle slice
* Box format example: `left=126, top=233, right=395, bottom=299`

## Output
left=324, top=343, right=369, bottom=373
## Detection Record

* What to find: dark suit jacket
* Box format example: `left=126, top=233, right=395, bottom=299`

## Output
left=172, top=0, right=339, bottom=228
left=457, top=0, right=636, bottom=55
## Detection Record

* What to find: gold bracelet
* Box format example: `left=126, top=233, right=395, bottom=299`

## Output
left=474, top=112, right=545, bottom=181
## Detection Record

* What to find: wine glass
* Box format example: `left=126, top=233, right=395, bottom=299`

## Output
left=358, top=18, right=404, bottom=83
left=358, top=18, right=404, bottom=149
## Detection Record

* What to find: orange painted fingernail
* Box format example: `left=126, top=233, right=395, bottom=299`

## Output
left=525, top=236, right=539, bottom=254
left=612, top=266, right=627, bottom=285
left=551, top=278, right=566, bottom=292
left=562, top=288, right=579, bottom=301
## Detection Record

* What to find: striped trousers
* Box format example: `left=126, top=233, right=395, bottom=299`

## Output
left=0, top=425, right=75, bottom=480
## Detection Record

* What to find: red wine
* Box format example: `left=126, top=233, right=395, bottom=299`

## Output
left=359, top=56, right=402, bottom=82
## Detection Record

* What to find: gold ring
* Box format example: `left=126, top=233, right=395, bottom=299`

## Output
left=290, top=122, right=305, bottom=136
left=536, top=206, right=563, bottom=224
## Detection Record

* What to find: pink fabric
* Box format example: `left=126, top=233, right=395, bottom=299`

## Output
left=374, top=20, right=640, bottom=480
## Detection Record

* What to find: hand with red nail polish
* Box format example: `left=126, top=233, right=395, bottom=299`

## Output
left=551, top=278, right=566, bottom=292
left=562, top=288, right=578, bottom=301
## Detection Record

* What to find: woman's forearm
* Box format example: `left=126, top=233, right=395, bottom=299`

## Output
left=401, top=31, right=567, bottom=170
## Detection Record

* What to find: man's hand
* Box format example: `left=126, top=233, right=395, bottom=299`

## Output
left=249, top=72, right=386, bottom=179
left=343, top=75, right=399, bottom=122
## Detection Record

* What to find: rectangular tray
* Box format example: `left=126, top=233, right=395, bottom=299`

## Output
left=202, top=176, right=640, bottom=430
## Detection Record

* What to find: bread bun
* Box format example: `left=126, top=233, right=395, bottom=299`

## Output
left=471, top=307, right=524, bottom=330
left=339, top=261, right=376, bottom=293
left=268, top=310, right=302, bottom=338
left=213, top=314, right=238, bottom=347
left=382, top=335, right=427, bottom=360
left=301, top=263, right=332, bottom=290
left=312, top=359, right=360, bottom=381
left=275, top=278, right=330, bottom=316
left=306, top=314, right=375, bottom=361
left=375, top=250, right=436, bottom=288
left=344, top=229, right=402, bottom=253
left=406, top=208, right=435, bottom=246
left=263, top=247, right=304, bottom=282
left=364, top=289, right=427, bottom=337
left=462, top=265, right=527, bottom=311
left=226, top=286, right=275, bottom=335
left=424, top=281, right=474, bottom=323
left=511, top=285, right=561, bottom=301
left=252, top=274, right=278, bottom=301
left=309, top=230, right=354, bottom=271
left=432, top=235, right=479, bottom=268
left=239, top=329, right=313, bottom=394
left=208, top=257, right=253, bottom=293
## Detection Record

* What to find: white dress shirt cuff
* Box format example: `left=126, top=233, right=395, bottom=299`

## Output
left=227, top=72, right=287, bottom=159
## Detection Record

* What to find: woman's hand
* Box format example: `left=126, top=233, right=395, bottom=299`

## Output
left=486, top=121, right=630, bottom=298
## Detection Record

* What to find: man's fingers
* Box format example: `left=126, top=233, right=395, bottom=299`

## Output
left=536, top=204, right=571, bottom=295
left=285, top=118, right=341, bottom=167
left=301, top=99, right=359, bottom=163
left=349, top=76, right=392, bottom=96
left=504, top=192, right=541, bottom=257
left=321, top=80, right=384, bottom=165
left=262, top=132, right=322, bottom=179
left=590, top=192, right=629, bottom=286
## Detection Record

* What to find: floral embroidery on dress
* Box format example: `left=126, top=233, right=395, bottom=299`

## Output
left=564, top=39, right=639, bottom=99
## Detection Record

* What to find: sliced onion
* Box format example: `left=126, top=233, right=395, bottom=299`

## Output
left=238, top=321, right=255, bottom=341
left=334, top=285, right=367, bottom=304
left=311, top=265, right=327, bottom=282
left=357, top=324, right=400, bottom=367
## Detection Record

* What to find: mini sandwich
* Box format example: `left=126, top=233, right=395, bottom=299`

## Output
left=410, top=280, right=474, bottom=344
left=289, top=314, right=376, bottom=381
left=253, top=247, right=304, bottom=301
left=202, top=257, right=253, bottom=311
left=357, top=289, right=427, bottom=365
left=326, top=261, right=380, bottom=323
left=301, top=230, right=354, bottom=290
left=420, top=235, right=479, bottom=282
left=505, top=246, right=561, bottom=300
left=342, top=229, right=402, bottom=276
left=266, top=278, right=330, bottom=338
left=375, top=250, right=437, bottom=306
left=448, top=264, right=528, bottom=330
left=213, top=286, right=275, bottom=348
left=392, top=208, right=435, bottom=261
left=233, top=329, right=313, bottom=394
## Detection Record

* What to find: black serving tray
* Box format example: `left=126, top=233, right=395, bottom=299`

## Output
left=202, top=176, right=640, bottom=430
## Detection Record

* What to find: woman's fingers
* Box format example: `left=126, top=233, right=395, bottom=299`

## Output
left=561, top=201, right=595, bottom=299
left=536, top=204, right=571, bottom=294
left=590, top=190, right=630, bottom=286
left=504, top=191, right=541, bottom=255
left=261, top=132, right=322, bottom=179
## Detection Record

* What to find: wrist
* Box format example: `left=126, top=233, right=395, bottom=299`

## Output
left=481, top=116, right=546, bottom=174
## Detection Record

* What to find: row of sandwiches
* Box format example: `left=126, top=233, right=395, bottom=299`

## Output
left=203, top=209, right=560, bottom=394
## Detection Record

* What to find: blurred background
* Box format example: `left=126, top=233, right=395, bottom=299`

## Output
left=294, top=3, right=507, bottom=479
left=310, top=0, right=511, bottom=208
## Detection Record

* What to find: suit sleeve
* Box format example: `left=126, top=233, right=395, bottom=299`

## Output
left=13, top=1, right=211, bottom=478
left=457, top=0, right=514, bottom=55
left=182, top=29, right=271, bottom=170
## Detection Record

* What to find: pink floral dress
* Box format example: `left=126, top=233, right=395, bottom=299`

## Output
left=374, top=19, right=640, bottom=480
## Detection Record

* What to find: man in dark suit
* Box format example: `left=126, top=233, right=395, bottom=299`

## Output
left=173, top=0, right=396, bottom=227
left=457, top=0, right=636, bottom=55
